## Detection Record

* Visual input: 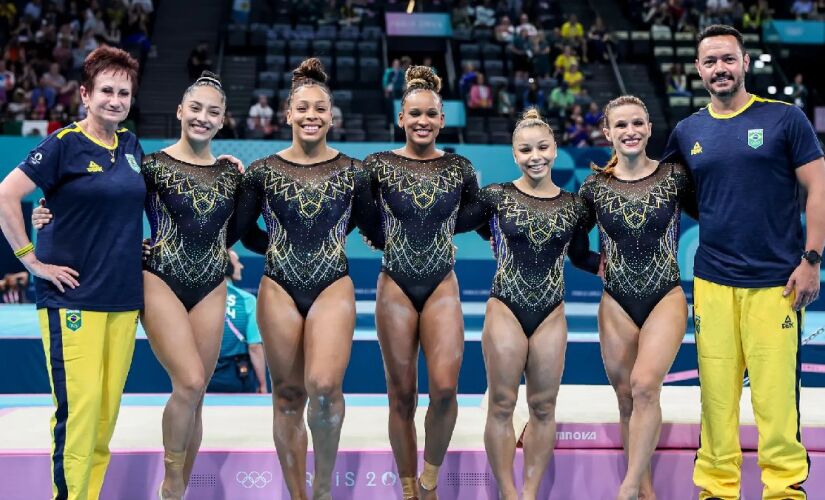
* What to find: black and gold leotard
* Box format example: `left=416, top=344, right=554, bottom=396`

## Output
left=232, top=153, right=376, bottom=317
left=578, top=162, right=696, bottom=327
left=143, top=151, right=242, bottom=310
left=465, top=182, right=598, bottom=336
left=364, top=151, right=480, bottom=311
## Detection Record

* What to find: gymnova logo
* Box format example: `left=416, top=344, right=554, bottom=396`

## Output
left=556, top=431, right=598, bottom=441
left=236, top=471, right=273, bottom=488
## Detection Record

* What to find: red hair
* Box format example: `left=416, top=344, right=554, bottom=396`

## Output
left=81, top=46, right=140, bottom=93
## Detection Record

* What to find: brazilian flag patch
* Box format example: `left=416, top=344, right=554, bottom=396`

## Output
left=66, top=310, right=82, bottom=332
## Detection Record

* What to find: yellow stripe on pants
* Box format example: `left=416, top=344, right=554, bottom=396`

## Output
left=692, top=278, right=808, bottom=500
left=39, top=308, right=138, bottom=500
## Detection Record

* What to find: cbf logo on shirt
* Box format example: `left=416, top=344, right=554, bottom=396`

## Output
left=125, top=153, right=140, bottom=173
left=747, top=129, right=763, bottom=149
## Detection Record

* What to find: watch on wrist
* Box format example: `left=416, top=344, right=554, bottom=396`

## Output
left=802, top=249, right=822, bottom=265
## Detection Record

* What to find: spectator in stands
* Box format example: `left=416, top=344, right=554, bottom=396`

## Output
left=530, top=34, right=552, bottom=78
left=452, top=0, right=475, bottom=30
left=247, top=94, right=275, bottom=139
left=553, top=44, right=578, bottom=79
left=129, top=0, right=154, bottom=15
left=459, top=60, right=478, bottom=98
left=30, top=94, right=47, bottom=119
left=545, top=26, right=565, bottom=54
left=584, top=101, right=603, bottom=128
left=0, top=59, right=14, bottom=105
left=705, top=0, right=734, bottom=26
left=23, top=0, right=42, bottom=22
left=517, top=13, right=538, bottom=37
left=474, top=0, right=497, bottom=28
left=561, top=13, right=587, bottom=62
left=30, top=75, right=55, bottom=109
left=467, top=72, right=493, bottom=113
left=216, top=110, right=239, bottom=139
left=521, top=78, right=546, bottom=113
left=383, top=58, right=405, bottom=99
left=331, top=101, right=344, bottom=141
left=791, top=73, right=808, bottom=111
left=588, top=16, right=612, bottom=63
left=575, top=87, right=594, bottom=108
left=742, top=3, right=763, bottom=31
left=507, top=27, right=532, bottom=80
left=1, top=272, right=29, bottom=303
left=494, top=15, right=515, bottom=43
left=791, top=0, right=816, bottom=19
left=41, top=62, right=65, bottom=91
left=494, top=81, right=514, bottom=118
left=548, top=80, right=575, bottom=118
left=564, top=115, right=589, bottom=147
left=666, top=63, right=691, bottom=97
left=563, top=62, right=584, bottom=95
left=47, top=105, right=65, bottom=134
left=83, top=8, right=106, bottom=37
left=206, top=250, right=267, bottom=394
left=187, top=42, right=212, bottom=81
left=6, top=87, right=28, bottom=120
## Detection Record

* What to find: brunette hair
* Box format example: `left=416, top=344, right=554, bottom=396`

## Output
left=288, top=57, right=332, bottom=105
left=400, top=65, right=442, bottom=108
left=81, top=46, right=139, bottom=93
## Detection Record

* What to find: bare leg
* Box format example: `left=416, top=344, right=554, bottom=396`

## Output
left=181, top=283, right=227, bottom=484
left=598, top=292, right=653, bottom=499
left=142, top=273, right=225, bottom=500
left=303, top=277, right=356, bottom=500
left=418, top=272, right=465, bottom=499
left=375, top=272, right=421, bottom=497
left=482, top=299, right=528, bottom=500
left=619, top=288, right=687, bottom=500
left=521, top=305, right=567, bottom=500
left=258, top=277, right=308, bottom=500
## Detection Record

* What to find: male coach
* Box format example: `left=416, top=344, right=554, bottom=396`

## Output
left=663, top=24, right=825, bottom=499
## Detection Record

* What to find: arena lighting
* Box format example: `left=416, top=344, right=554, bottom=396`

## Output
left=754, top=60, right=765, bottom=69
left=784, top=86, right=794, bottom=96
left=759, top=53, right=772, bottom=63
left=768, top=85, right=777, bottom=94
left=406, top=0, right=415, bottom=14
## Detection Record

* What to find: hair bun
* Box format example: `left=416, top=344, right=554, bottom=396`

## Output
left=197, top=70, right=223, bottom=88
left=293, top=57, right=328, bottom=85
left=405, top=65, right=441, bottom=93
left=521, top=108, right=542, bottom=122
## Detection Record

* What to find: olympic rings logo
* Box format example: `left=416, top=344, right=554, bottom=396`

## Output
left=236, top=471, right=273, bottom=489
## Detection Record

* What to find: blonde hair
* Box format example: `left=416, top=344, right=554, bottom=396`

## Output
left=400, top=65, right=442, bottom=107
left=592, top=95, right=650, bottom=175
left=512, top=107, right=554, bottom=143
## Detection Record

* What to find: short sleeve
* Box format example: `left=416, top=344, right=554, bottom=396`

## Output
left=17, top=134, right=63, bottom=193
left=661, top=124, right=685, bottom=165
left=244, top=293, right=261, bottom=344
left=783, top=105, right=824, bottom=169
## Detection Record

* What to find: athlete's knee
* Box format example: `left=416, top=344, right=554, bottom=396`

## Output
left=630, top=374, right=662, bottom=408
left=388, top=385, right=418, bottom=420
left=429, top=384, right=457, bottom=413
left=274, top=384, right=307, bottom=414
left=527, top=393, right=557, bottom=422
left=614, top=385, right=633, bottom=420
left=172, top=370, right=207, bottom=405
left=488, top=391, right=517, bottom=422
left=305, top=376, right=342, bottom=402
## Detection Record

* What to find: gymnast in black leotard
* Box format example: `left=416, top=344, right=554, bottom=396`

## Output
left=477, top=182, right=597, bottom=336
left=579, top=96, right=696, bottom=500
left=235, top=152, right=371, bottom=317
left=471, top=109, right=599, bottom=499
left=367, top=66, right=478, bottom=500
left=579, top=160, right=694, bottom=327
left=364, top=150, right=478, bottom=311
left=143, top=151, right=241, bottom=311
left=230, top=58, right=380, bottom=500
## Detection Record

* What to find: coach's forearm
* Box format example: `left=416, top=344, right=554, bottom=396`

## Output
left=805, top=179, right=825, bottom=254
left=0, top=187, right=32, bottom=253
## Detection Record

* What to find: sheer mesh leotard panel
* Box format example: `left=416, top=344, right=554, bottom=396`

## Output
left=364, top=151, right=479, bottom=311
left=579, top=163, right=695, bottom=327
left=143, top=151, right=242, bottom=310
